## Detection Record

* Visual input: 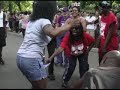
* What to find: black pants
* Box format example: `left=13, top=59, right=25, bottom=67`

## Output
left=20, top=28, right=25, bottom=38
left=63, top=54, right=89, bottom=82
left=47, top=38, right=56, bottom=75
left=0, top=47, right=3, bottom=59
left=14, top=21, right=19, bottom=33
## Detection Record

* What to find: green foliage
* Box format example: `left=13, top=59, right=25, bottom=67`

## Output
left=57, top=1, right=73, bottom=8
left=57, top=1, right=67, bottom=8
left=20, top=1, right=33, bottom=11
left=2, top=1, right=33, bottom=12
left=1, top=1, right=120, bottom=13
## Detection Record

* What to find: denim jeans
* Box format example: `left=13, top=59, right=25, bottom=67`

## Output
left=56, top=36, right=68, bottom=65
left=16, top=55, right=48, bottom=81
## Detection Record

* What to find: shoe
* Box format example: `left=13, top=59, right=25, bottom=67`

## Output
left=0, top=58, right=5, bottom=65
left=48, top=74, right=55, bottom=80
left=62, top=81, right=68, bottom=88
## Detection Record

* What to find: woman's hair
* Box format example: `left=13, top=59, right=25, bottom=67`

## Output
left=30, top=1, right=57, bottom=22
left=70, top=24, right=84, bottom=44
left=71, top=6, right=80, bottom=12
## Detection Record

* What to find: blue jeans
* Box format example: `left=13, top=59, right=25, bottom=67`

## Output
left=56, top=36, right=68, bottom=65
left=16, top=55, right=48, bottom=81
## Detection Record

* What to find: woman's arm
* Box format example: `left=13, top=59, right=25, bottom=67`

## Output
left=47, top=47, right=64, bottom=63
left=43, top=19, right=80, bottom=38
left=43, top=24, right=71, bottom=37
left=81, top=18, right=87, bottom=32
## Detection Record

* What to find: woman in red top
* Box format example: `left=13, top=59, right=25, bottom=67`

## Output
left=46, top=23, right=95, bottom=88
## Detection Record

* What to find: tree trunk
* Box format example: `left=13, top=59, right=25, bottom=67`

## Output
left=9, top=1, right=12, bottom=13
left=66, top=1, right=69, bottom=7
left=16, top=1, right=22, bottom=11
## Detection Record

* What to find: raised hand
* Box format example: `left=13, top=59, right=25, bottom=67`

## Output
left=69, top=19, right=81, bottom=28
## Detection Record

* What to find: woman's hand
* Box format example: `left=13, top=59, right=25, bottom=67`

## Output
left=45, top=58, right=51, bottom=64
left=69, top=19, right=80, bottom=28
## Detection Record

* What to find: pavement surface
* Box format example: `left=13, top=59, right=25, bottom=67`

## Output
left=0, top=31, right=105, bottom=89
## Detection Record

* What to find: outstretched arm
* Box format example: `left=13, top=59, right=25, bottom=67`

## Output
left=46, top=47, right=64, bottom=63
left=43, top=19, right=80, bottom=38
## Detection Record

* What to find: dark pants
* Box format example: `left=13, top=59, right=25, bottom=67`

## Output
left=63, top=54, right=89, bottom=82
left=0, top=47, right=2, bottom=59
left=9, top=21, right=13, bottom=30
left=56, top=35, right=68, bottom=64
left=20, top=28, right=25, bottom=38
left=47, top=38, right=56, bottom=75
left=14, top=21, right=19, bottom=33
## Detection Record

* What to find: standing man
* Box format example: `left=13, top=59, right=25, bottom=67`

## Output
left=0, top=4, right=7, bottom=65
left=55, top=7, right=70, bottom=66
left=96, top=1, right=119, bottom=64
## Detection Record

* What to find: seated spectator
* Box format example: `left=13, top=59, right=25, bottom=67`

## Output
left=73, top=50, right=120, bottom=89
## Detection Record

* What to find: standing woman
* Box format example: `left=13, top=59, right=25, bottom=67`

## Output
left=46, top=6, right=95, bottom=88
left=0, top=4, right=7, bottom=65
left=16, top=1, right=80, bottom=89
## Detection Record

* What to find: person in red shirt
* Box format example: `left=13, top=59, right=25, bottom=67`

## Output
left=96, top=1, right=119, bottom=64
left=46, top=24, right=95, bottom=88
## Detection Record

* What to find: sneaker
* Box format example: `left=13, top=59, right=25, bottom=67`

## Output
left=0, top=58, right=5, bottom=65
left=62, top=81, right=68, bottom=88
left=48, top=74, right=55, bottom=80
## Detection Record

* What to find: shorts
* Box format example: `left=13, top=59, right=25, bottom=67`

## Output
left=16, top=55, right=48, bottom=81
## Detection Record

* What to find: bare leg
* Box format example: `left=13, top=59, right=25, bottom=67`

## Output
left=30, top=78, right=48, bottom=89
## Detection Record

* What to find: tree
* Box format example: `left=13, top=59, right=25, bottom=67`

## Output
left=2, top=1, right=33, bottom=12
left=80, top=1, right=86, bottom=9
left=15, top=1, right=22, bottom=11
left=9, top=1, right=12, bottom=13
left=65, top=1, right=69, bottom=7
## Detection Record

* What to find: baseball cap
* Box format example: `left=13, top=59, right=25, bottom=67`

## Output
left=99, top=1, right=111, bottom=8
left=63, top=7, right=69, bottom=12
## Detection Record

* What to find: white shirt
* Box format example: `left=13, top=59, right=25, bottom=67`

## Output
left=85, top=16, right=96, bottom=30
left=17, top=18, right=52, bottom=59
left=0, top=11, right=3, bottom=27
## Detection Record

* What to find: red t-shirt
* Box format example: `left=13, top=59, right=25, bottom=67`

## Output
left=99, top=11, right=119, bottom=56
left=60, top=32, right=95, bottom=57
